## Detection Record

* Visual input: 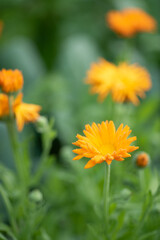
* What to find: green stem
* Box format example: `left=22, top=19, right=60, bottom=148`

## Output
left=32, top=144, right=51, bottom=184
left=139, top=170, right=145, bottom=192
left=7, top=95, right=22, bottom=181
left=0, top=185, right=17, bottom=234
left=104, top=163, right=111, bottom=225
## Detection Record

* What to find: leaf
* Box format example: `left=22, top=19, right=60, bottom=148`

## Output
left=109, top=202, right=117, bottom=215
left=87, top=224, right=101, bottom=240
left=139, top=191, right=153, bottom=222
left=111, top=211, right=126, bottom=240
left=40, top=229, right=52, bottom=240
left=139, top=230, right=159, bottom=240
left=0, top=223, right=18, bottom=240
left=0, top=233, right=7, bottom=240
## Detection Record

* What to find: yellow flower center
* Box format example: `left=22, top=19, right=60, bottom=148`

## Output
left=99, top=144, right=115, bottom=155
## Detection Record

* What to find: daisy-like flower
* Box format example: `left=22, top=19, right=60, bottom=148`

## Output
left=86, top=59, right=117, bottom=101
left=106, top=8, right=157, bottom=37
left=72, top=121, right=138, bottom=169
left=112, top=62, right=151, bottom=105
left=13, top=93, right=41, bottom=131
left=0, top=93, right=9, bottom=117
left=86, top=59, right=151, bottom=105
left=0, top=69, right=24, bottom=93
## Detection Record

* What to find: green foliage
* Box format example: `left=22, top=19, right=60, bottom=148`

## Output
left=0, top=0, right=160, bottom=239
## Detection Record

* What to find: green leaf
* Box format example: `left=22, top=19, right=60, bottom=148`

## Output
left=87, top=224, right=101, bottom=240
left=0, top=224, right=18, bottom=240
left=139, top=230, right=159, bottom=240
left=0, top=233, right=7, bottom=240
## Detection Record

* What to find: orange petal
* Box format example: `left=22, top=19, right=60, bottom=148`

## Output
left=73, top=155, right=83, bottom=160
left=84, top=160, right=96, bottom=169
left=105, top=159, right=112, bottom=165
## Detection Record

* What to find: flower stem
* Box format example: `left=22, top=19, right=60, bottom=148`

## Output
left=104, top=163, right=111, bottom=225
left=32, top=147, right=51, bottom=184
left=139, top=170, right=145, bottom=191
left=7, top=95, right=22, bottom=181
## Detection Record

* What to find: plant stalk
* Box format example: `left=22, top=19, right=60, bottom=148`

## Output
left=104, top=163, right=111, bottom=225
left=7, top=95, right=22, bottom=181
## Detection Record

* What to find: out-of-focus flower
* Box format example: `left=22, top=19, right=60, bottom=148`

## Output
left=13, top=93, right=41, bottom=131
left=86, top=59, right=117, bottom=101
left=0, top=69, right=23, bottom=93
left=112, top=63, right=151, bottom=105
left=86, top=59, right=151, bottom=105
left=136, top=152, right=149, bottom=168
left=72, top=120, right=138, bottom=169
left=106, top=8, right=157, bottom=37
left=0, top=94, right=9, bottom=117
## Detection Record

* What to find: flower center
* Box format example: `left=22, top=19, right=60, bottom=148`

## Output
left=99, top=144, right=115, bottom=155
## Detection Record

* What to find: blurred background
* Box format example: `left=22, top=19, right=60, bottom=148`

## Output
left=0, top=0, right=160, bottom=239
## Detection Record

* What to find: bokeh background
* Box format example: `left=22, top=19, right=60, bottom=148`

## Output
left=0, top=0, right=160, bottom=239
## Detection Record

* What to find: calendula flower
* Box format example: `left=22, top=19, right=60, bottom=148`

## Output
left=0, top=94, right=9, bottom=117
left=72, top=121, right=138, bottom=169
left=136, top=152, right=149, bottom=168
left=112, top=62, right=151, bottom=105
left=86, top=59, right=151, bottom=105
left=13, top=93, right=41, bottom=131
left=106, top=8, right=156, bottom=37
left=86, top=59, right=117, bottom=101
left=0, top=69, right=23, bottom=93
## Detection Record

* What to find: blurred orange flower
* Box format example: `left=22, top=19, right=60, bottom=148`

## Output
left=86, top=59, right=151, bottom=105
left=13, top=93, right=41, bottom=131
left=112, top=62, right=151, bottom=105
left=72, top=121, right=138, bottom=169
left=0, top=69, right=23, bottom=93
left=86, top=59, right=117, bottom=101
left=0, top=94, right=9, bottom=117
left=106, top=8, right=156, bottom=37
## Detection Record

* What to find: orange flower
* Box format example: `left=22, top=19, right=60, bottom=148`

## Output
left=106, top=8, right=157, bottom=37
left=72, top=121, right=138, bottom=169
left=0, top=69, right=24, bottom=93
left=112, top=62, right=151, bottom=105
left=136, top=152, right=149, bottom=168
left=86, top=59, right=117, bottom=101
left=0, top=94, right=9, bottom=117
left=86, top=59, right=151, bottom=105
left=13, top=93, right=41, bottom=131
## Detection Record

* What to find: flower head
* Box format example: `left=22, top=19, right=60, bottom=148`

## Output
left=0, top=94, right=9, bottom=117
left=136, top=152, right=149, bottom=168
left=0, top=69, right=24, bottom=93
left=86, top=59, right=151, bottom=105
left=86, top=59, right=117, bottom=101
left=72, top=121, right=138, bottom=169
left=112, top=63, right=151, bottom=105
left=13, top=93, right=41, bottom=131
left=106, top=8, right=157, bottom=37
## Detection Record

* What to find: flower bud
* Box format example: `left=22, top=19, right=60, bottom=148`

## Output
left=29, top=189, right=43, bottom=203
left=35, top=116, right=48, bottom=133
left=135, top=152, right=150, bottom=168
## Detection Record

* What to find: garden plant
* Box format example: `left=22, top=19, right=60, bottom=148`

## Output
left=0, top=1, right=160, bottom=240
